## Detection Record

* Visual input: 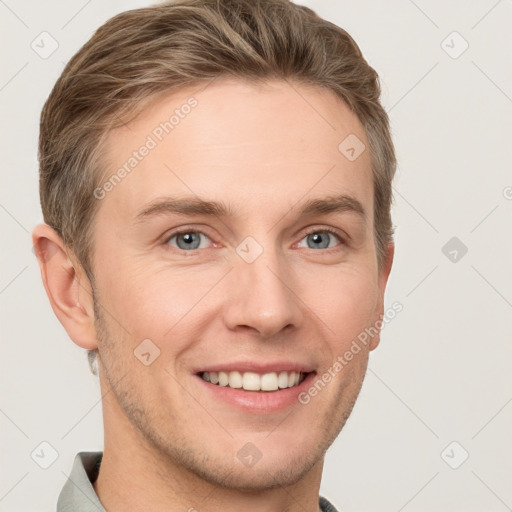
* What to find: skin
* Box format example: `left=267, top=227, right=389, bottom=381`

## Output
left=33, top=78, right=393, bottom=512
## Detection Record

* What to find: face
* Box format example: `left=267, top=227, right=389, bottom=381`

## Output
left=90, top=78, right=392, bottom=490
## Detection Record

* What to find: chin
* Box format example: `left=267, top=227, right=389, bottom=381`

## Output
left=193, top=452, right=319, bottom=491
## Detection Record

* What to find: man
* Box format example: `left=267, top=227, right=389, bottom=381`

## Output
left=32, top=0, right=396, bottom=510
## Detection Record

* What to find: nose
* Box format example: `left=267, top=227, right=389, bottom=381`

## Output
left=222, top=241, right=304, bottom=339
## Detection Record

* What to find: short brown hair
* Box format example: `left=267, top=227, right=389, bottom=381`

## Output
left=39, top=0, right=396, bottom=370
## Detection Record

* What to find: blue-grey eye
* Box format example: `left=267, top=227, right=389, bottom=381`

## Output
left=168, top=231, right=209, bottom=250
left=298, top=231, right=341, bottom=250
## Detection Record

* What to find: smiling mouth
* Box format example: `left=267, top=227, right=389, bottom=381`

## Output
left=198, top=370, right=311, bottom=392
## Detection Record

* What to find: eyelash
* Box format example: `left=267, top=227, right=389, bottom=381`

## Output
left=163, top=226, right=346, bottom=252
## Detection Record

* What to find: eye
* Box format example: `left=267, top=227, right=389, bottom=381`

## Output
left=297, top=228, right=343, bottom=250
left=166, top=230, right=212, bottom=251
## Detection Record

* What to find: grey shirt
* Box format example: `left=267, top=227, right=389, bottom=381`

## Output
left=57, top=452, right=339, bottom=512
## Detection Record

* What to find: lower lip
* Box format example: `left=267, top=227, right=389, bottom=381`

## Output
left=194, top=372, right=316, bottom=413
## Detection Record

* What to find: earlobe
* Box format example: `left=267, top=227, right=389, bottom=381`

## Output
left=32, top=223, right=98, bottom=351
left=369, top=242, right=395, bottom=351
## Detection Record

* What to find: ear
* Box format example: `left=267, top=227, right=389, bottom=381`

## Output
left=369, top=242, right=394, bottom=351
left=32, top=223, right=98, bottom=350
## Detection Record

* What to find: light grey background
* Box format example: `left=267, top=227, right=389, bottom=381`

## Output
left=1, top=1, right=511, bottom=511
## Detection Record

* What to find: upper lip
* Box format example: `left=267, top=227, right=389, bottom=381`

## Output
left=193, top=361, right=315, bottom=374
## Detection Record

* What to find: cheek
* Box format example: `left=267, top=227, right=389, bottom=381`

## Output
left=97, top=263, right=222, bottom=350
left=308, top=266, right=379, bottom=345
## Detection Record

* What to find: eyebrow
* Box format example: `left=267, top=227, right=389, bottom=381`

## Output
left=134, top=193, right=366, bottom=223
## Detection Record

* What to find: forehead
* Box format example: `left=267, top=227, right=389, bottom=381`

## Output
left=98, top=78, right=373, bottom=226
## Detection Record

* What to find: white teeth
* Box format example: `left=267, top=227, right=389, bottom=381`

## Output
left=261, top=372, right=278, bottom=391
left=228, top=371, right=242, bottom=388
left=242, top=372, right=260, bottom=391
left=201, top=370, right=306, bottom=391
left=278, top=371, right=289, bottom=389
left=218, top=371, right=229, bottom=386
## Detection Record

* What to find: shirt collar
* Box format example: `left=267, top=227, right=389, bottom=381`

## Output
left=57, top=451, right=105, bottom=512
